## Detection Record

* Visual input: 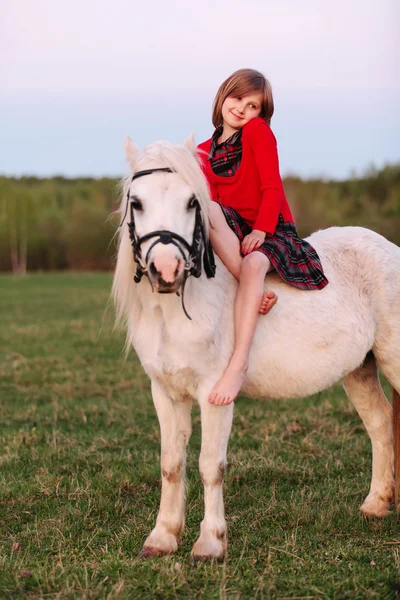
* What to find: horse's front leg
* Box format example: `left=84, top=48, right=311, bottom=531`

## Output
left=191, top=391, right=234, bottom=560
left=141, top=380, right=192, bottom=557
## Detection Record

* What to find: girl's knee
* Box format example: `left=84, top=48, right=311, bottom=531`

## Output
left=241, top=252, right=270, bottom=275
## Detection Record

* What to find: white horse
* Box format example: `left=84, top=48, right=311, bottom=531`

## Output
left=112, top=134, right=400, bottom=561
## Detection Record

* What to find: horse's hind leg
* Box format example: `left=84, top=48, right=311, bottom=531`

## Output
left=343, top=352, right=393, bottom=517
left=373, top=336, right=400, bottom=509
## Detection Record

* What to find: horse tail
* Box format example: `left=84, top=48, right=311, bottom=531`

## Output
left=394, top=387, right=400, bottom=511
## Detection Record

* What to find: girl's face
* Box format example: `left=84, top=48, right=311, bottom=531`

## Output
left=221, top=92, right=263, bottom=132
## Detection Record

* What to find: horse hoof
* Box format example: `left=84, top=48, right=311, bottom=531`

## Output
left=360, top=493, right=392, bottom=517
left=191, top=535, right=226, bottom=563
left=360, top=505, right=391, bottom=518
left=191, top=554, right=225, bottom=564
left=137, top=546, right=172, bottom=559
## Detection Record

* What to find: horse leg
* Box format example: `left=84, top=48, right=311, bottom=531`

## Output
left=140, top=380, right=192, bottom=557
left=373, top=340, right=400, bottom=510
left=191, top=393, right=234, bottom=560
left=342, top=352, right=393, bottom=516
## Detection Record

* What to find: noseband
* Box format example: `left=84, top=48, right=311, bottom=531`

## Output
left=120, top=167, right=216, bottom=319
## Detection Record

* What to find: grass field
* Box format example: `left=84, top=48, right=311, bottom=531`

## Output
left=0, top=272, right=399, bottom=599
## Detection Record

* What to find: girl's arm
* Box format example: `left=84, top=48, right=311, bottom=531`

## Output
left=250, top=120, right=286, bottom=235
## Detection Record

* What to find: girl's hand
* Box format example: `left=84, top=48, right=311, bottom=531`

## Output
left=241, top=229, right=266, bottom=255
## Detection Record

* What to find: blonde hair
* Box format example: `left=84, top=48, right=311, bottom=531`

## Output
left=212, top=68, right=274, bottom=128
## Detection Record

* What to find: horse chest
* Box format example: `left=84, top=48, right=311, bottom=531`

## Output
left=134, top=310, right=215, bottom=381
left=150, top=336, right=206, bottom=402
left=158, top=322, right=211, bottom=370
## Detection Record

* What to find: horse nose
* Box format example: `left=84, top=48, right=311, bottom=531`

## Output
left=151, top=254, right=184, bottom=284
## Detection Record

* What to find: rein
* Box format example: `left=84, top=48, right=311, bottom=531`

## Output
left=120, top=167, right=216, bottom=319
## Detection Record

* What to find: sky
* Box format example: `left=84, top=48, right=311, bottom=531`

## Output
left=1, top=0, right=399, bottom=179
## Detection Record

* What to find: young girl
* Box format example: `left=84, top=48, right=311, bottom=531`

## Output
left=198, top=68, right=328, bottom=406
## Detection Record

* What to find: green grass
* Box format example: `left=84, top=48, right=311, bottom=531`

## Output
left=0, top=272, right=399, bottom=599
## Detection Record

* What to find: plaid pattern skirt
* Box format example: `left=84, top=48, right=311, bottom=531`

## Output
left=220, top=204, right=329, bottom=291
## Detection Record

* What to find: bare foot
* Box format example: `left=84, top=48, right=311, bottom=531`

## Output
left=209, top=365, right=248, bottom=405
left=259, top=290, right=278, bottom=315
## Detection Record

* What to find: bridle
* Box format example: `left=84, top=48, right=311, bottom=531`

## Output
left=119, top=167, right=216, bottom=319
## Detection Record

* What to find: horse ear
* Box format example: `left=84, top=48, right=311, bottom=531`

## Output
left=125, top=135, right=140, bottom=168
left=183, top=132, right=196, bottom=155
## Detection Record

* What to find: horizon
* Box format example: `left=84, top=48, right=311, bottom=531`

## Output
left=2, top=156, right=399, bottom=183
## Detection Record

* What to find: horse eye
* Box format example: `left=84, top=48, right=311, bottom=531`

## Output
left=130, top=197, right=143, bottom=211
left=187, top=196, right=198, bottom=210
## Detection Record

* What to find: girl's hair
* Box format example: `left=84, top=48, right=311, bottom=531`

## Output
left=212, top=68, right=274, bottom=128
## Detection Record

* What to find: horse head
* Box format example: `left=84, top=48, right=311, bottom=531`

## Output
left=122, top=135, right=213, bottom=295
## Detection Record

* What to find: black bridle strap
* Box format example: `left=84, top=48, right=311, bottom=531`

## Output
left=200, top=219, right=216, bottom=279
left=128, top=203, right=193, bottom=270
left=144, top=234, right=190, bottom=266
left=140, top=230, right=192, bottom=262
left=131, top=167, right=173, bottom=181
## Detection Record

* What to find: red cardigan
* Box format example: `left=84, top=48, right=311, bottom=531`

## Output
left=197, top=117, right=294, bottom=235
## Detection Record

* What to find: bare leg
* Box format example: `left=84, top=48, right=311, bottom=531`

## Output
left=209, top=201, right=277, bottom=315
left=141, top=380, right=192, bottom=556
left=191, top=389, right=234, bottom=560
left=209, top=252, right=271, bottom=405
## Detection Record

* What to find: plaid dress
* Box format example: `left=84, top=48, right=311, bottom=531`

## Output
left=209, top=128, right=242, bottom=177
left=209, top=128, right=329, bottom=291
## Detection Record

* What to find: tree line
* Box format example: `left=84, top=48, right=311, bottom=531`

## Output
left=1, top=165, right=399, bottom=274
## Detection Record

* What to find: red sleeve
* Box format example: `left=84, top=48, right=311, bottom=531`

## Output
left=249, top=121, right=285, bottom=235
left=197, top=143, right=218, bottom=201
